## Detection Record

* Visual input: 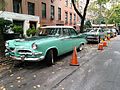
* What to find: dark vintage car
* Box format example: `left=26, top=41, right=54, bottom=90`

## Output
left=5, top=26, right=87, bottom=65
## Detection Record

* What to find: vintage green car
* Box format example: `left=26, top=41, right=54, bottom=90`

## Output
left=5, top=26, right=87, bottom=65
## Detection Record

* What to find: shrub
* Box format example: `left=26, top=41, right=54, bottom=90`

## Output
left=11, top=25, right=23, bottom=34
left=27, top=27, right=37, bottom=37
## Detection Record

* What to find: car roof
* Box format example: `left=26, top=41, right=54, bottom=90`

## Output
left=42, top=26, right=74, bottom=29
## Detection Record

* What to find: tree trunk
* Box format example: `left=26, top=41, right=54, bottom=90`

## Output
left=0, top=29, right=5, bottom=57
left=80, top=19, right=85, bottom=33
left=72, top=0, right=90, bottom=33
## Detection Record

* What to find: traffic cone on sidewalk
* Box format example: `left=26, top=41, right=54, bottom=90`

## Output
left=103, top=41, right=107, bottom=47
left=70, top=47, right=79, bottom=66
left=98, top=43, right=103, bottom=50
left=107, top=34, right=110, bottom=41
left=107, top=37, right=110, bottom=41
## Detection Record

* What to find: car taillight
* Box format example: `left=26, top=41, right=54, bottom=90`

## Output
left=32, top=43, right=37, bottom=50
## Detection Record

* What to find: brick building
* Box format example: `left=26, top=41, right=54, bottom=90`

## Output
left=3, top=0, right=80, bottom=27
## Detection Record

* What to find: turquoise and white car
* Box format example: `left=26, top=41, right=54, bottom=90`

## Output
left=83, top=28, right=107, bottom=43
left=5, top=26, right=87, bottom=65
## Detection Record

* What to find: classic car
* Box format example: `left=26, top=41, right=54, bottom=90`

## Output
left=105, top=28, right=118, bottom=38
left=104, top=28, right=114, bottom=38
left=111, top=28, right=118, bottom=37
left=83, top=28, right=107, bottom=43
left=5, top=26, right=87, bottom=65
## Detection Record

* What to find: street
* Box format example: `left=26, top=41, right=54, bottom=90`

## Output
left=0, top=36, right=120, bottom=90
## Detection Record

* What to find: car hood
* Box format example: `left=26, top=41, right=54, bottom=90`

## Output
left=83, top=32, right=98, bottom=35
left=10, top=36, right=58, bottom=47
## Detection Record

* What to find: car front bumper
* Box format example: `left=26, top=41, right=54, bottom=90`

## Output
left=87, top=38, right=98, bottom=42
left=87, top=36, right=99, bottom=42
left=9, top=55, right=45, bottom=61
left=5, top=48, right=45, bottom=61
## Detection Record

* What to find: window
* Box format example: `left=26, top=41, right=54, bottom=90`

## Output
left=65, top=12, right=68, bottom=24
left=63, top=28, right=70, bottom=36
left=28, top=2, right=35, bottom=15
left=39, top=28, right=61, bottom=36
left=42, top=3, right=46, bottom=18
left=70, top=0, right=72, bottom=8
left=58, top=8, right=61, bottom=20
left=13, top=0, right=22, bottom=13
left=74, top=14, right=76, bottom=25
left=69, top=29, right=77, bottom=35
left=70, top=13, right=72, bottom=25
left=51, top=5, right=55, bottom=20
left=65, top=0, right=68, bottom=7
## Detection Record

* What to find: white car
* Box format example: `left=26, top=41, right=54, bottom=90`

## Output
left=111, top=28, right=118, bottom=37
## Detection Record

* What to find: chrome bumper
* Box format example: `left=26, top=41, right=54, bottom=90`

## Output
left=5, top=49, right=45, bottom=61
left=10, top=55, right=45, bottom=61
left=87, top=38, right=98, bottom=42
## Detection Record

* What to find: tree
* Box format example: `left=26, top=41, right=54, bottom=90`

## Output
left=84, top=20, right=92, bottom=28
left=107, top=4, right=120, bottom=24
left=72, top=0, right=90, bottom=33
left=0, top=18, right=12, bottom=57
left=88, top=0, right=110, bottom=25
left=0, top=0, right=10, bottom=57
left=0, top=0, right=5, bottom=10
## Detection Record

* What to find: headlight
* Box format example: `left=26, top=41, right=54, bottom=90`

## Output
left=32, top=43, right=38, bottom=50
left=5, top=41, right=9, bottom=47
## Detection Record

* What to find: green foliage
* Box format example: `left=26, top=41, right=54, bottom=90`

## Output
left=84, top=20, right=92, bottom=28
left=11, top=25, right=23, bottom=34
left=88, top=0, right=110, bottom=24
left=0, top=18, right=12, bottom=57
left=0, top=18, right=12, bottom=32
left=0, top=0, right=6, bottom=10
left=27, top=26, right=37, bottom=37
left=107, top=4, right=120, bottom=24
left=97, top=0, right=110, bottom=4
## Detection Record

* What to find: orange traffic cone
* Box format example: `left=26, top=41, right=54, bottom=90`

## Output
left=98, top=43, right=103, bottom=50
left=107, top=37, right=110, bottom=41
left=103, top=41, right=107, bottom=47
left=107, top=34, right=110, bottom=41
left=70, top=47, right=79, bottom=66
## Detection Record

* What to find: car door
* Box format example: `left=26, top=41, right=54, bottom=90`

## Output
left=58, top=28, right=73, bottom=54
left=68, top=28, right=80, bottom=48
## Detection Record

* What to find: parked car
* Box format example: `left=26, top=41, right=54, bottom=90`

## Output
left=83, top=28, right=93, bottom=33
left=5, top=26, right=87, bottom=65
left=111, top=28, right=118, bottom=37
left=83, top=28, right=107, bottom=43
left=104, top=28, right=114, bottom=38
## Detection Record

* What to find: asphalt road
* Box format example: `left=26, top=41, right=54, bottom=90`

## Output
left=53, top=36, right=120, bottom=90
left=0, top=36, right=120, bottom=90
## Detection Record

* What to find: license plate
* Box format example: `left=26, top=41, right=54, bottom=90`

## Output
left=21, top=55, right=25, bottom=60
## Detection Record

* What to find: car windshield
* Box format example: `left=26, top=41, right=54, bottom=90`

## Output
left=84, top=28, right=93, bottom=32
left=39, top=28, right=60, bottom=36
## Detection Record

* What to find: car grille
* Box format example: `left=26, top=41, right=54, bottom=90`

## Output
left=87, top=35, right=98, bottom=38
left=18, top=50, right=32, bottom=55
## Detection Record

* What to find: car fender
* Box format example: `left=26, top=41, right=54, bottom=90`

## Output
left=44, top=46, right=59, bottom=57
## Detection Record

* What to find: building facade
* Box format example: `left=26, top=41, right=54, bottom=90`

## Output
left=3, top=0, right=80, bottom=27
